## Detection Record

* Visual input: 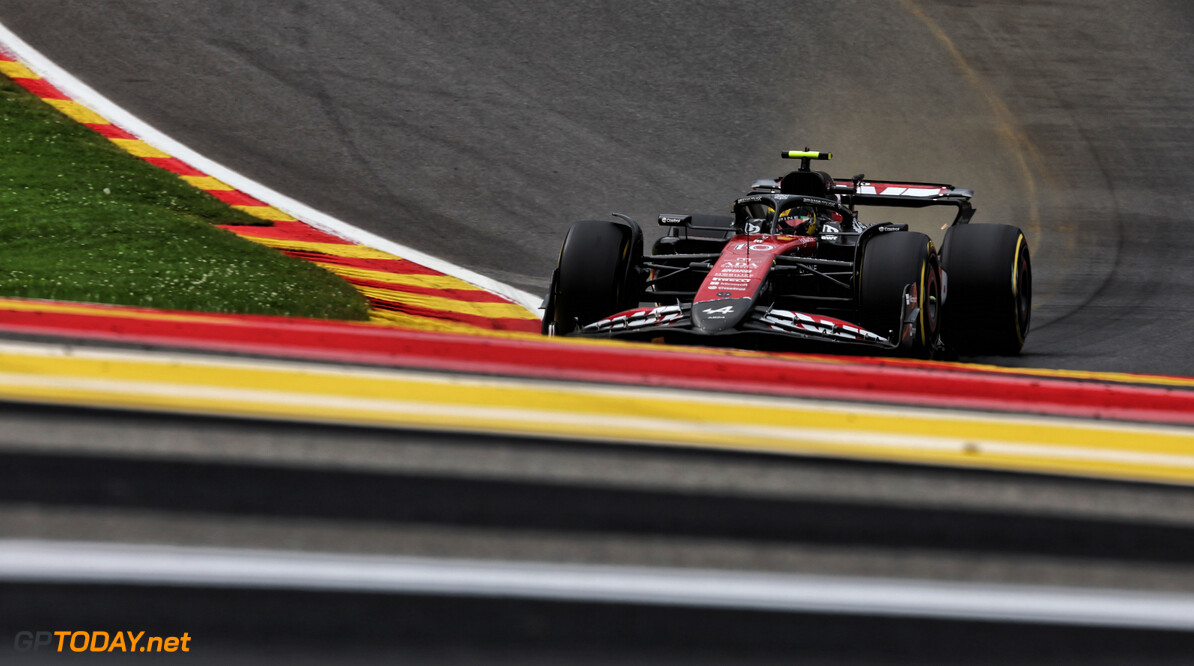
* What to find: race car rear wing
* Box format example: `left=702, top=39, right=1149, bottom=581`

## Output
left=833, top=179, right=975, bottom=226
left=756, top=151, right=976, bottom=225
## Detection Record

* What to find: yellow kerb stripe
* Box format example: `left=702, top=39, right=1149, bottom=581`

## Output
left=367, top=308, right=489, bottom=332
left=2, top=344, right=1194, bottom=485
left=355, top=285, right=538, bottom=320
left=235, top=235, right=402, bottom=259
left=0, top=61, right=37, bottom=79
left=922, top=360, right=1194, bottom=390
left=232, top=205, right=297, bottom=222
left=0, top=298, right=230, bottom=325
left=181, top=175, right=235, bottom=191
left=0, top=291, right=1188, bottom=390
left=315, top=262, right=482, bottom=291
left=44, top=99, right=109, bottom=125
left=109, top=138, right=171, bottom=158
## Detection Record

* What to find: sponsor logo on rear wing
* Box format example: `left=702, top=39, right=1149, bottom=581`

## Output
left=833, top=180, right=972, bottom=199
left=833, top=179, right=975, bottom=225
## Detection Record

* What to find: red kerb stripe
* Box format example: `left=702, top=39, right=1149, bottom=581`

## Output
left=0, top=301, right=1190, bottom=423
left=14, top=77, right=69, bottom=99
left=365, top=299, right=538, bottom=332
left=142, top=157, right=207, bottom=176
left=0, top=301, right=1187, bottom=421
left=220, top=223, right=353, bottom=244
left=207, top=189, right=268, bottom=206
left=292, top=255, right=452, bottom=276
left=346, top=276, right=514, bottom=303
left=87, top=123, right=137, bottom=139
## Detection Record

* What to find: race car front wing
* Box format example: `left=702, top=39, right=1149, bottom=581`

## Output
left=576, top=289, right=924, bottom=352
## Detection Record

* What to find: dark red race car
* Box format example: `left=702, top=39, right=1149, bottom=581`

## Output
left=541, top=150, right=1031, bottom=357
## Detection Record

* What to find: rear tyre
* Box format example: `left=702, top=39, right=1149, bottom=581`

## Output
left=859, top=231, right=940, bottom=356
left=542, top=220, right=642, bottom=335
left=940, top=224, right=1031, bottom=355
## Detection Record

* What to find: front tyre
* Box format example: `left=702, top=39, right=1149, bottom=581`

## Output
left=859, top=231, right=941, bottom=356
left=940, top=224, right=1031, bottom=355
left=542, top=220, right=642, bottom=335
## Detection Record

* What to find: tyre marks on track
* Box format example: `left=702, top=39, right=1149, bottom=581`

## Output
left=0, top=49, right=539, bottom=333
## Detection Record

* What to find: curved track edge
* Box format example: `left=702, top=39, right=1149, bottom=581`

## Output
left=0, top=22, right=542, bottom=328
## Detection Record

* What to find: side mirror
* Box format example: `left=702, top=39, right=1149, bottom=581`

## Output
left=657, top=214, right=692, bottom=227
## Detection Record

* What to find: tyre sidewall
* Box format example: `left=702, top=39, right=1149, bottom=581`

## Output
left=940, top=224, right=1031, bottom=355
left=549, top=220, right=640, bottom=331
left=859, top=231, right=940, bottom=354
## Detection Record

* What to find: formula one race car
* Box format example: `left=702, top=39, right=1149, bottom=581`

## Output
left=541, top=150, right=1031, bottom=357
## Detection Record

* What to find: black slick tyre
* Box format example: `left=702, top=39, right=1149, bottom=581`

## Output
left=543, top=220, right=641, bottom=335
left=859, top=231, right=941, bottom=356
left=940, top=224, right=1031, bottom=355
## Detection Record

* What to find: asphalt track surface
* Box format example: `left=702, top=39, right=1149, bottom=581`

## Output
left=2, top=0, right=1193, bottom=375
left=1, top=0, right=1194, bottom=661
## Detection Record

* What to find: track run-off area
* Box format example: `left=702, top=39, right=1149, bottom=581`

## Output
left=1, top=1, right=1194, bottom=662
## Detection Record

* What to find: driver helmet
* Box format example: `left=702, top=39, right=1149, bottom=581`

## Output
left=777, top=205, right=819, bottom=235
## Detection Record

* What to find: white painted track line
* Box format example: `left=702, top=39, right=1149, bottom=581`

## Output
left=3, top=539, right=1194, bottom=631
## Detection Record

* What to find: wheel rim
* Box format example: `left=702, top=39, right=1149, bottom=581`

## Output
left=1013, top=237, right=1032, bottom=344
left=919, top=252, right=941, bottom=348
left=923, top=269, right=940, bottom=347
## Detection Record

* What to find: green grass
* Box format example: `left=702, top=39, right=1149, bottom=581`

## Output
left=0, top=74, right=370, bottom=320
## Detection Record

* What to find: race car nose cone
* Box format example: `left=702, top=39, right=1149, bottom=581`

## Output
left=691, top=297, right=753, bottom=333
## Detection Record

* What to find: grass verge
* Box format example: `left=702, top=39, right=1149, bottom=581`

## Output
left=0, top=74, right=370, bottom=320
